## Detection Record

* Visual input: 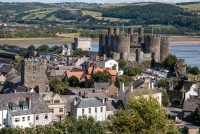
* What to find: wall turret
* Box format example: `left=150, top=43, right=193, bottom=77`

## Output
left=114, top=28, right=120, bottom=35
left=160, top=36, right=170, bottom=62
left=116, top=34, right=130, bottom=53
left=99, top=34, right=106, bottom=56
left=130, top=33, right=138, bottom=43
left=108, top=27, right=114, bottom=35
left=138, top=27, right=144, bottom=43
left=136, top=51, right=144, bottom=63
left=128, top=28, right=134, bottom=35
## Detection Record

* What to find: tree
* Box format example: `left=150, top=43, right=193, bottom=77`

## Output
left=124, top=68, right=136, bottom=76
left=112, top=64, right=117, bottom=70
left=49, top=78, right=69, bottom=94
left=115, top=75, right=133, bottom=88
left=20, top=51, right=28, bottom=57
left=91, top=71, right=111, bottom=82
left=157, top=78, right=167, bottom=89
left=162, top=90, right=170, bottom=107
left=164, top=54, right=178, bottom=69
left=27, top=45, right=36, bottom=51
left=110, top=92, right=179, bottom=134
left=10, top=57, right=21, bottom=66
left=118, top=59, right=126, bottom=70
left=73, top=48, right=85, bottom=57
left=36, top=44, right=49, bottom=52
left=194, top=104, right=200, bottom=126
left=68, top=76, right=79, bottom=87
left=187, top=66, right=199, bottom=75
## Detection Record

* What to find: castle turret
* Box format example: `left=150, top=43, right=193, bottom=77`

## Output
left=160, top=36, right=170, bottom=62
left=116, top=34, right=130, bottom=54
left=108, top=27, right=114, bottom=35
left=114, top=28, right=120, bottom=35
left=136, top=51, right=144, bottom=63
left=99, top=34, right=106, bottom=56
left=138, top=27, right=144, bottom=43
left=131, top=34, right=138, bottom=43
left=128, top=28, right=134, bottom=35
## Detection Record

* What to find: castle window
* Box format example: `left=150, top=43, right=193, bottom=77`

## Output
left=33, top=66, right=36, bottom=72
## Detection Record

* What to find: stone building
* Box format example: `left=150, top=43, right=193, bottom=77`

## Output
left=21, top=58, right=49, bottom=94
left=71, top=37, right=92, bottom=51
left=99, top=27, right=170, bottom=63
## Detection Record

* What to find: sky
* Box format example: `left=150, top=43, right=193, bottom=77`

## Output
left=0, top=0, right=200, bottom=3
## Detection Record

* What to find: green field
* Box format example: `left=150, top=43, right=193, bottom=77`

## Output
left=177, top=3, right=200, bottom=11
left=82, top=10, right=102, bottom=17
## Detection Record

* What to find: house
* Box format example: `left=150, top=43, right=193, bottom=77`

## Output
left=0, top=64, right=17, bottom=77
left=0, top=74, right=6, bottom=84
left=184, top=83, right=198, bottom=101
left=104, top=98, right=124, bottom=119
left=71, top=98, right=106, bottom=121
left=118, top=82, right=162, bottom=107
left=41, top=92, right=65, bottom=121
left=66, top=72, right=85, bottom=81
left=94, top=82, right=118, bottom=97
left=0, top=102, right=7, bottom=129
left=0, top=92, right=52, bottom=128
left=96, top=59, right=118, bottom=72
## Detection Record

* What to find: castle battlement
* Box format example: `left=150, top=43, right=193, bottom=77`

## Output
left=161, top=36, right=170, bottom=41
left=114, top=34, right=130, bottom=39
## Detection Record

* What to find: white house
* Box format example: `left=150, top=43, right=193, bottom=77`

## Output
left=184, top=83, right=198, bottom=101
left=97, top=59, right=119, bottom=72
left=71, top=98, right=106, bottom=121
left=0, top=92, right=52, bottom=128
left=118, top=82, right=162, bottom=107
left=0, top=103, right=7, bottom=129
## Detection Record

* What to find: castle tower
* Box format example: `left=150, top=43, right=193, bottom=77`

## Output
left=145, top=35, right=161, bottom=62
left=116, top=34, right=130, bottom=54
left=131, top=34, right=138, bottom=43
left=114, top=28, right=120, bottom=35
left=174, top=59, right=186, bottom=76
left=160, top=36, right=170, bottom=62
left=138, top=27, right=144, bottom=43
left=21, top=58, right=49, bottom=94
left=108, top=27, right=114, bottom=35
left=136, top=51, right=144, bottom=63
left=99, top=34, right=106, bottom=56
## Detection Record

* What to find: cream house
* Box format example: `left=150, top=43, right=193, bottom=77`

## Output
left=41, top=92, right=65, bottom=121
left=118, top=82, right=162, bottom=107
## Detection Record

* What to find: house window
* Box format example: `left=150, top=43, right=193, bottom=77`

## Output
left=45, top=114, right=48, bottom=120
left=36, top=115, right=39, bottom=120
left=59, top=108, right=63, bottom=113
left=95, top=107, right=97, bottom=113
left=15, top=118, right=20, bottom=122
left=45, top=100, right=51, bottom=104
left=33, top=66, right=36, bottom=72
left=50, top=109, right=54, bottom=113
left=82, top=109, right=84, bottom=114
left=54, top=100, right=60, bottom=104
left=22, top=117, right=25, bottom=122
left=89, top=108, right=91, bottom=113
left=23, top=106, right=28, bottom=110
left=27, top=116, right=30, bottom=121
left=3, top=119, right=6, bottom=125
left=101, top=107, right=103, bottom=112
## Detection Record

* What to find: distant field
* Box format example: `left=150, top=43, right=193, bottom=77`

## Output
left=95, top=17, right=121, bottom=21
left=100, top=3, right=129, bottom=7
left=82, top=10, right=102, bottom=17
left=177, top=3, right=200, bottom=11
left=56, top=33, right=80, bottom=38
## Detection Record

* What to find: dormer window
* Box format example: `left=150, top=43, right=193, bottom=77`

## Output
left=9, top=103, right=18, bottom=111
left=19, top=101, right=28, bottom=110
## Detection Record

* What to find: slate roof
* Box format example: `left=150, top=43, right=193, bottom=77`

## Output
left=74, top=98, right=105, bottom=108
left=132, top=79, right=145, bottom=89
left=50, top=70, right=65, bottom=77
left=87, top=93, right=107, bottom=99
left=105, top=100, right=124, bottom=111
left=15, top=62, right=21, bottom=71
left=60, top=95, right=78, bottom=112
left=94, top=82, right=111, bottom=89
left=0, top=92, right=51, bottom=116
left=6, top=74, right=21, bottom=84
left=183, top=96, right=200, bottom=112
left=15, top=85, right=28, bottom=92
left=0, top=64, right=13, bottom=73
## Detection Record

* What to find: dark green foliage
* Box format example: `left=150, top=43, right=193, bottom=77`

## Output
left=68, top=76, right=80, bottom=87
left=157, top=78, right=167, bottom=89
left=19, top=51, right=28, bottom=57
left=164, top=54, right=178, bottom=69
left=115, top=75, right=133, bottom=88
left=124, top=68, right=142, bottom=76
left=49, top=78, right=69, bottom=94
left=91, top=71, right=111, bottom=82
left=110, top=92, right=179, bottom=133
left=162, top=90, right=170, bottom=107
left=187, top=66, right=199, bottom=75
left=36, top=44, right=49, bottom=52
left=72, top=48, right=85, bottom=57
left=118, top=59, right=126, bottom=70
left=49, top=45, right=61, bottom=52
left=27, top=45, right=36, bottom=51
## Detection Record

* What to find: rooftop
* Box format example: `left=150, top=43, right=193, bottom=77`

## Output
left=74, top=98, right=105, bottom=108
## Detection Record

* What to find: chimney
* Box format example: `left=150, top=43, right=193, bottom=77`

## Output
left=58, top=91, right=60, bottom=95
left=96, top=56, right=99, bottom=60
left=120, top=82, right=124, bottom=92
left=103, top=54, right=106, bottom=60
left=79, top=91, right=82, bottom=97
left=74, top=97, right=77, bottom=105
left=14, top=90, right=16, bottom=93
left=26, top=97, right=31, bottom=109
left=106, top=67, right=109, bottom=73
left=105, top=97, right=108, bottom=102
left=129, top=85, right=133, bottom=93
left=101, top=98, right=105, bottom=103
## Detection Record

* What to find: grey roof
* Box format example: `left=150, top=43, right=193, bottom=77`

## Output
left=87, top=93, right=107, bottom=99
left=60, top=95, right=78, bottom=112
left=15, top=62, right=22, bottom=71
left=183, top=96, right=200, bottom=112
left=94, top=82, right=111, bottom=89
left=0, top=64, right=13, bottom=73
left=74, top=98, right=105, bottom=108
left=126, top=61, right=133, bottom=68
left=132, top=79, right=144, bottom=89
left=15, top=85, right=27, bottom=92
left=105, top=100, right=124, bottom=111
left=50, top=70, right=65, bottom=76
left=0, top=92, right=51, bottom=116
left=6, top=74, right=21, bottom=84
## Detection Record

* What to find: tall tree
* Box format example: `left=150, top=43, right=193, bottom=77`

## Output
left=164, top=54, right=178, bottom=69
left=110, top=92, right=179, bottom=134
left=91, top=71, right=111, bottom=82
left=118, top=59, right=126, bottom=70
left=27, top=45, right=36, bottom=51
left=68, top=76, right=80, bottom=87
left=73, top=48, right=85, bottom=57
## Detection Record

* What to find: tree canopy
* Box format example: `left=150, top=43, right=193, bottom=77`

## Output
left=164, top=54, right=178, bottom=69
left=157, top=78, right=167, bottom=89
left=91, top=71, right=111, bottom=82
left=36, top=44, right=49, bottom=52
left=72, top=48, right=85, bottom=57
left=110, top=92, right=178, bottom=133
left=124, top=67, right=143, bottom=76
left=118, top=59, right=126, bottom=70
left=49, top=78, right=69, bottom=94
left=68, top=76, right=80, bottom=87
left=27, top=45, right=36, bottom=51
left=187, top=66, right=199, bottom=75
left=162, top=90, right=170, bottom=107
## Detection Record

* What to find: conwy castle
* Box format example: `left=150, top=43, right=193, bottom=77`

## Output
left=99, top=27, right=170, bottom=63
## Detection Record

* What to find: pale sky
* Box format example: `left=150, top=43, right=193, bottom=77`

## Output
left=0, top=0, right=200, bottom=3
